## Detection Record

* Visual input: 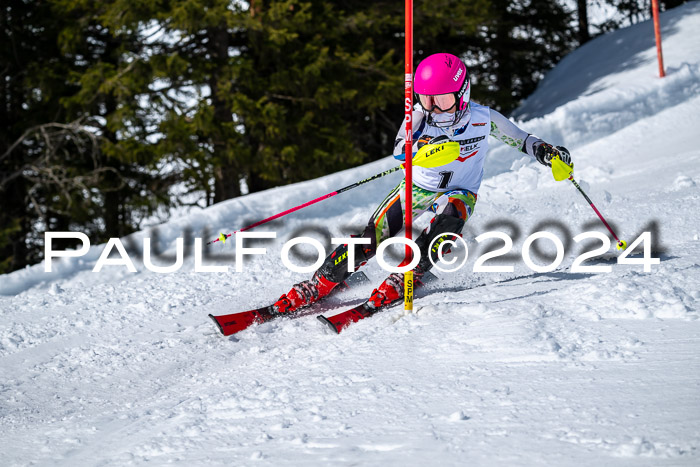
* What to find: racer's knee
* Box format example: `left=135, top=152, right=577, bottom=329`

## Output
left=315, top=220, right=377, bottom=283
left=416, top=213, right=465, bottom=271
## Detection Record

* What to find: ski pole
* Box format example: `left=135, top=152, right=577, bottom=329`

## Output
left=208, top=165, right=401, bottom=245
left=551, top=155, right=627, bottom=250
left=208, top=141, right=461, bottom=245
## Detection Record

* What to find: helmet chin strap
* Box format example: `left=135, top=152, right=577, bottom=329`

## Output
left=426, top=104, right=470, bottom=129
left=430, top=112, right=456, bottom=124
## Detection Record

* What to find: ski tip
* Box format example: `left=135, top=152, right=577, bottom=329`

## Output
left=317, top=315, right=340, bottom=334
left=208, top=314, right=225, bottom=336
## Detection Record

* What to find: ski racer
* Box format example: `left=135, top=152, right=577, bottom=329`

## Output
left=273, top=52, right=572, bottom=313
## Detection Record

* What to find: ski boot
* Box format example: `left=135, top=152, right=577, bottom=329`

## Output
left=366, top=266, right=440, bottom=310
left=367, top=273, right=404, bottom=309
left=273, top=273, right=338, bottom=314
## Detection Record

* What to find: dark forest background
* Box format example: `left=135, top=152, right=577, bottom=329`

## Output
left=0, top=0, right=687, bottom=273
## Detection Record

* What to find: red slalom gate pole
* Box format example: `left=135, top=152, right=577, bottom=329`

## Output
left=651, top=0, right=666, bottom=78
left=404, top=0, right=414, bottom=311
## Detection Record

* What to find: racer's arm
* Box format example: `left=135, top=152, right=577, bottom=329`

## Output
left=489, top=108, right=571, bottom=166
left=489, top=108, right=542, bottom=159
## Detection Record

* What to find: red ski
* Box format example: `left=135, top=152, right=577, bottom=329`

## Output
left=209, top=271, right=370, bottom=336
left=209, top=306, right=279, bottom=336
left=317, top=299, right=401, bottom=334
left=317, top=270, right=437, bottom=333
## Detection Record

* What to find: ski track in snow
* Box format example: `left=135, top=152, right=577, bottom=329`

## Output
left=2, top=3, right=700, bottom=466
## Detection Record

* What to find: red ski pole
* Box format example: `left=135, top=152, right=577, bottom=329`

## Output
left=208, top=142, right=461, bottom=245
left=207, top=165, right=401, bottom=245
left=567, top=176, right=626, bottom=250
left=551, top=156, right=627, bottom=250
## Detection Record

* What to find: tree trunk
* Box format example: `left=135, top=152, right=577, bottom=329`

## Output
left=246, top=169, right=276, bottom=194
left=8, top=180, right=29, bottom=271
left=493, top=3, right=515, bottom=112
left=214, top=165, right=241, bottom=201
left=101, top=38, right=127, bottom=239
left=102, top=103, right=122, bottom=239
left=209, top=26, right=242, bottom=203
left=104, top=186, right=121, bottom=238
left=577, top=0, right=591, bottom=44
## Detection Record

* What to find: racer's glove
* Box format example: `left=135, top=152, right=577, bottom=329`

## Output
left=417, top=134, right=451, bottom=150
left=394, top=134, right=451, bottom=161
left=535, top=143, right=571, bottom=167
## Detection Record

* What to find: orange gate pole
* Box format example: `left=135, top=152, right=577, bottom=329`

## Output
left=651, top=0, right=666, bottom=78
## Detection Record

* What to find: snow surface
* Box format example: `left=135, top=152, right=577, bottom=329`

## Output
left=2, top=3, right=700, bottom=465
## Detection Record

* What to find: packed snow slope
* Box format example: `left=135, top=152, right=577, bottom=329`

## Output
left=2, top=3, right=700, bottom=466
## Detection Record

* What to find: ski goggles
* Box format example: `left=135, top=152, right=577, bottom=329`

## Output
left=417, top=93, right=457, bottom=113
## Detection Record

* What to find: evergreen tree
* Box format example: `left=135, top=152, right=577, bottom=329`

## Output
left=151, top=0, right=405, bottom=203
left=1, top=0, right=579, bottom=272
left=55, top=0, right=175, bottom=238
left=0, top=0, right=174, bottom=273
left=1, top=0, right=76, bottom=271
left=601, top=0, right=687, bottom=29
left=469, top=0, right=575, bottom=113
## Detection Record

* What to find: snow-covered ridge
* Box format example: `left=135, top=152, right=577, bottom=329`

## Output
left=1, top=3, right=699, bottom=465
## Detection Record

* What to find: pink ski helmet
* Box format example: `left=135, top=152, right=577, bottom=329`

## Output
left=415, top=53, right=470, bottom=126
